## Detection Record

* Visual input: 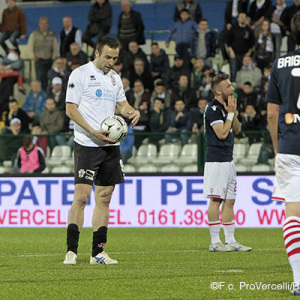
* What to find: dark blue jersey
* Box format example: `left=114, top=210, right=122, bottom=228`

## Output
left=204, top=98, right=234, bottom=162
left=265, top=49, right=300, bottom=155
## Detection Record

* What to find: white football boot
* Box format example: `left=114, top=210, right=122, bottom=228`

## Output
left=209, top=242, right=231, bottom=252
left=90, top=251, right=118, bottom=265
left=63, top=251, right=77, bottom=265
left=225, top=242, right=252, bottom=252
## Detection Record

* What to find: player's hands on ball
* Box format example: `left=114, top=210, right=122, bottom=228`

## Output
left=93, top=129, right=116, bottom=144
left=225, top=95, right=237, bottom=113
left=128, top=109, right=141, bottom=128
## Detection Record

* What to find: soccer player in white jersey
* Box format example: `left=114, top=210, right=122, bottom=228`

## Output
left=203, top=74, right=252, bottom=252
left=266, top=11, right=300, bottom=296
left=63, top=37, right=140, bottom=265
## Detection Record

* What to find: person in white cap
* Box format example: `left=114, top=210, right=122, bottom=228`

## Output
left=47, top=77, right=66, bottom=111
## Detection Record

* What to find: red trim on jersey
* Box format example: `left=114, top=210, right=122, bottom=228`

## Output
left=284, top=219, right=300, bottom=228
left=272, top=196, right=285, bottom=202
left=287, top=247, right=300, bottom=257
left=285, top=237, right=300, bottom=249
left=208, top=195, right=221, bottom=198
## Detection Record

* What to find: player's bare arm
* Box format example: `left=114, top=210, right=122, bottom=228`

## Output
left=66, top=102, right=116, bottom=144
left=213, top=95, right=237, bottom=140
left=117, top=100, right=141, bottom=128
left=267, top=102, right=280, bottom=156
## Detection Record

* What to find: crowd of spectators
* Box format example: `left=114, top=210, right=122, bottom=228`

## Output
left=0, top=0, right=299, bottom=170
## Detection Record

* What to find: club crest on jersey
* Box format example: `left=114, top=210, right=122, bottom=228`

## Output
left=78, top=169, right=85, bottom=178
left=96, top=89, right=102, bottom=97
left=111, top=76, right=116, bottom=86
left=212, top=105, right=217, bottom=111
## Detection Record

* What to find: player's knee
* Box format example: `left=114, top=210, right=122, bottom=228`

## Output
left=96, top=186, right=114, bottom=204
left=74, top=193, right=89, bottom=208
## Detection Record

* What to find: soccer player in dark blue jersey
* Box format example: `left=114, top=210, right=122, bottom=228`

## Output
left=203, top=74, right=252, bottom=252
left=266, top=10, right=300, bottom=296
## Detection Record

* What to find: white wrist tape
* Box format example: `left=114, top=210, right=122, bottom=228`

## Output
left=227, top=112, right=234, bottom=122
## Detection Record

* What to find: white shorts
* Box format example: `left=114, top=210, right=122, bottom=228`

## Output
left=203, top=161, right=237, bottom=200
left=272, top=153, right=300, bottom=203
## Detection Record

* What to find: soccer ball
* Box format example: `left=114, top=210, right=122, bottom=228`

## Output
left=101, top=115, right=128, bottom=143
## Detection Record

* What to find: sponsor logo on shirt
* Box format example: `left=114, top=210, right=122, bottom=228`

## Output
left=90, top=75, right=96, bottom=80
left=96, top=89, right=102, bottom=97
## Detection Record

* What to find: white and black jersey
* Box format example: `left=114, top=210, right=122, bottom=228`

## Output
left=66, top=61, right=126, bottom=147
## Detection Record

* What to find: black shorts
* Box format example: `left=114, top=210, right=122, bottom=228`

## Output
left=74, top=142, right=124, bottom=186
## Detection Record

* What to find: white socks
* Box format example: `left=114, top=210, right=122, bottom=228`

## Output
left=209, top=221, right=236, bottom=245
left=208, top=221, right=221, bottom=244
left=223, top=221, right=236, bottom=245
left=283, top=217, right=300, bottom=283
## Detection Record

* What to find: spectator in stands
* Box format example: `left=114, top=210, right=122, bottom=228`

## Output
left=128, top=41, right=149, bottom=71
left=31, top=120, right=48, bottom=157
left=126, top=79, right=151, bottom=110
left=47, top=77, right=66, bottom=111
left=253, top=18, right=276, bottom=72
left=82, top=0, right=112, bottom=48
left=65, top=42, right=88, bottom=72
left=117, top=44, right=132, bottom=75
left=224, top=0, right=249, bottom=31
left=166, top=55, right=190, bottom=93
left=236, top=81, right=258, bottom=116
left=240, top=104, right=262, bottom=144
left=191, top=98, right=208, bottom=133
left=118, top=0, right=145, bottom=49
left=69, top=59, right=82, bottom=72
left=40, top=98, right=66, bottom=152
left=122, top=77, right=131, bottom=93
left=112, top=60, right=126, bottom=78
left=198, top=65, right=215, bottom=101
left=173, top=0, right=202, bottom=23
left=16, top=135, right=46, bottom=174
left=0, top=117, right=23, bottom=164
left=132, top=99, right=150, bottom=149
left=236, top=55, right=262, bottom=90
left=0, top=0, right=27, bottom=55
left=28, top=16, right=58, bottom=92
left=220, top=0, right=249, bottom=62
left=256, top=134, right=274, bottom=165
left=150, top=41, right=170, bottom=82
left=4, top=98, right=29, bottom=133
left=120, top=124, right=134, bottom=165
left=47, top=57, right=70, bottom=92
left=166, top=9, right=198, bottom=70
left=171, top=74, right=197, bottom=108
left=150, top=80, right=172, bottom=109
left=59, top=16, right=82, bottom=58
left=0, top=47, right=25, bottom=118
left=271, top=0, right=286, bottom=58
left=249, top=0, right=273, bottom=32
left=280, top=0, right=300, bottom=53
left=149, top=98, right=172, bottom=150
left=22, top=80, right=47, bottom=123
left=190, top=57, right=204, bottom=94
left=196, top=18, right=216, bottom=68
left=165, top=98, right=193, bottom=146
left=129, top=58, right=154, bottom=93
left=225, top=12, right=255, bottom=82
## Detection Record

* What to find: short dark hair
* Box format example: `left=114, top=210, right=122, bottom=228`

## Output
left=96, top=37, right=120, bottom=55
left=9, top=98, right=18, bottom=104
left=156, top=80, right=165, bottom=87
left=211, top=74, right=230, bottom=95
left=292, top=11, right=300, bottom=45
left=23, top=135, right=33, bottom=148
left=151, top=41, right=159, bottom=47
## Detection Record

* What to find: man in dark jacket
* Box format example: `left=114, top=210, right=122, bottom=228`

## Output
left=118, top=0, right=145, bottom=49
left=82, top=0, right=112, bottom=48
left=173, top=0, right=202, bottom=23
left=280, top=0, right=300, bottom=52
left=150, top=42, right=170, bottom=81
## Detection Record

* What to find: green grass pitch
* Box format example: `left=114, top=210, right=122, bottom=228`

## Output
left=0, top=228, right=295, bottom=299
